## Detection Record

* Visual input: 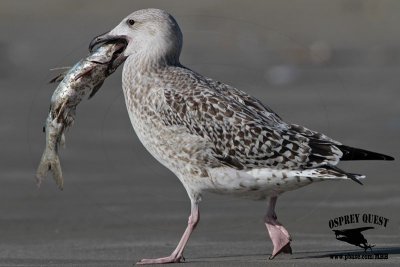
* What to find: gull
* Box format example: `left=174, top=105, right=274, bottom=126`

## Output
left=89, top=8, right=394, bottom=264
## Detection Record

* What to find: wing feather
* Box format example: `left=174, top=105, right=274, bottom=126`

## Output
left=161, top=70, right=342, bottom=170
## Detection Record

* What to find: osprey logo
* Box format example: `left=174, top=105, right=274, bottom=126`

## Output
left=329, top=213, right=389, bottom=251
left=333, top=227, right=375, bottom=251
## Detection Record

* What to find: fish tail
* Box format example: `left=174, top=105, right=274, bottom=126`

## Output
left=60, top=133, right=66, bottom=148
left=35, top=150, right=64, bottom=191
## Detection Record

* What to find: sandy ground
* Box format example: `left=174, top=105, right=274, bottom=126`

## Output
left=1, top=1, right=399, bottom=266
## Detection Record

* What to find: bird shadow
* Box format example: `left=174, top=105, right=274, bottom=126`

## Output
left=293, top=246, right=400, bottom=259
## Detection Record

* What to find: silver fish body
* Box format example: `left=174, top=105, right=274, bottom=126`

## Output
left=36, top=42, right=126, bottom=190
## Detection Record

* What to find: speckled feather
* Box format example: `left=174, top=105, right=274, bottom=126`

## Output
left=121, top=59, right=356, bottom=200
left=116, top=9, right=387, bottom=200
left=160, top=67, right=343, bottom=171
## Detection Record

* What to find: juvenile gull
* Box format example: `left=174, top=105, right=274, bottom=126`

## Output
left=89, top=9, right=394, bottom=264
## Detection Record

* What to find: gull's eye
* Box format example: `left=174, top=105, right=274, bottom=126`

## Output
left=127, top=19, right=135, bottom=26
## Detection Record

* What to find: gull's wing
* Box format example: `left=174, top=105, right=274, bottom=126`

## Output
left=203, top=77, right=284, bottom=125
left=161, top=69, right=343, bottom=170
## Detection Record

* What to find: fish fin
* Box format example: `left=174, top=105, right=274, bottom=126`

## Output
left=55, top=101, right=67, bottom=122
left=49, top=67, right=71, bottom=83
left=49, top=70, right=70, bottom=84
left=88, top=81, right=104, bottom=99
left=49, top=66, right=71, bottom=72
left=49, top=73, right=65, bottom=83
left=75, top=67, right=94, bottom=81
left=35, top=150, right=64, bottom=190
left=49, top=156, right=64, bottom=191
left=60, top=133, right=66, bottom=148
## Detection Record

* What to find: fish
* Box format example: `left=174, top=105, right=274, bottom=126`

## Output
left=35, top=40, right=127, bottom=190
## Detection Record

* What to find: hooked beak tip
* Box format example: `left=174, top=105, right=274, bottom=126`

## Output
left=89, top=31, right=110, bottom=52
left=89, top=31, right=129, bottom=53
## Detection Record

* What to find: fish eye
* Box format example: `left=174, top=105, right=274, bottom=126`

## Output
left=127, top=19, right=135, bottom=26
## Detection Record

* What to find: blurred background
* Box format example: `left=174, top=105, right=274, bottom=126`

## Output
left=0, top=0, right=399, bottom=266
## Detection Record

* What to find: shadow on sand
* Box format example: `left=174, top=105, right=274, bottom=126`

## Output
left=190, top=247, right=400, bottom=262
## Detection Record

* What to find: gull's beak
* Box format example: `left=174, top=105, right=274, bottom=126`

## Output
left=89, top=31, right=128, bottom=52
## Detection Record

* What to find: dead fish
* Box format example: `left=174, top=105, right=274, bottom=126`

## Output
left=36, top=40, right=127, bottom=190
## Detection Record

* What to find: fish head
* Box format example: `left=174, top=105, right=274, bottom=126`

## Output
left=89, top=9, right=182, bottom=65
left=87, top=41, right=126, bottom=64
left=86, top=38, right=128, bottom=76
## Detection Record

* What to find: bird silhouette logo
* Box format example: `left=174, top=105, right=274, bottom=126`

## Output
left=333, top=227, right=375, bottom=251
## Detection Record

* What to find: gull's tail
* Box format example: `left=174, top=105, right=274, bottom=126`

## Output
left=338, top=145, right=394, bottom=161
left=299, top=165, right=365, bottom=185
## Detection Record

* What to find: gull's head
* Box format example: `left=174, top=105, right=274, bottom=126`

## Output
left=89, top=9, right=182, bottom=65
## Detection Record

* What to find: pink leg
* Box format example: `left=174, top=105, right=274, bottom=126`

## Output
left=264, top=196, right=292, bottom=259
left=137, top=202, right=200, bottom=265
